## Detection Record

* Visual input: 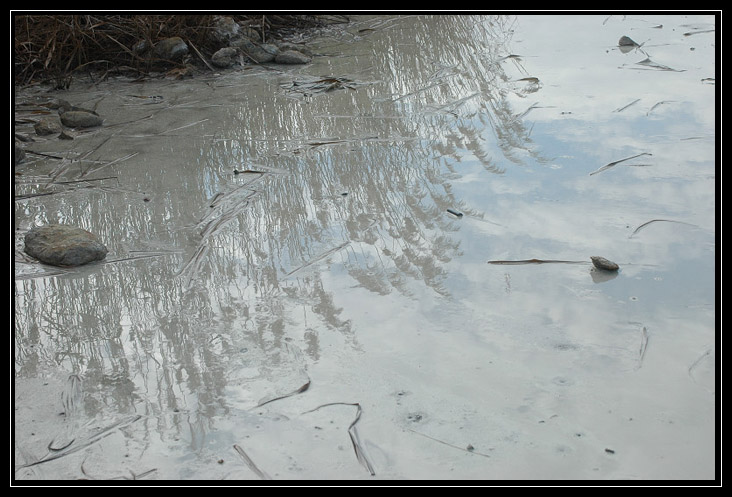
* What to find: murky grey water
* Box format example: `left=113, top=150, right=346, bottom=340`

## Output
left=14, top=15, right=716, bottom=481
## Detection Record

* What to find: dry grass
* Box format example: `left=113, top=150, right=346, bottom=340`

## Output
left=13, top=14, right=346, bottom=87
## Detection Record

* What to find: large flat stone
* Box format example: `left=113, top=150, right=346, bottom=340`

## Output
left=24, top=224, right=108, bottom=267
left=59, top=110, right=103, bottom=128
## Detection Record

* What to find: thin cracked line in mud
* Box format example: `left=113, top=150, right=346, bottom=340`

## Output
left=302, top=402, right=375, bottom=476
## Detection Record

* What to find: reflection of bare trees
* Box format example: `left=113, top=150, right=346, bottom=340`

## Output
left=370, top=15, right=546, bottom=170
left=15, top=15, right=545, bottom=438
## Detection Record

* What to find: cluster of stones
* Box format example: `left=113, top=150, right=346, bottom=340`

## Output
left=137, top=15, right=312, bottom=70
left=15, top=16, right=313, bottom=158
left=14, top=96, right=104, bottom=163
left=17, top=17, right=315, bottom=268
left=30, top=98, right=103, bottom=139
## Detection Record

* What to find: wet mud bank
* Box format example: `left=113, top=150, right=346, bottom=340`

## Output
left=14, top=14, right=716, bottom=481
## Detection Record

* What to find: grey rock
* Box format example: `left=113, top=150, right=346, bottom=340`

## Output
left=132, top=39, right=150, bottom=55
left=591, top=256, right=619, bottom=271
left=211, top=16, right=240, bottom=44
left=618, top=36, right=639, bottom=47
left=15, top=132, right=34, bottom=143
left=274, top=49, right=311, bottom=65
left=239, top=25, right=261, bottom=42
left=154, top=37, right=188, bottom=61
left=57, top=103, right=96, bottom=114
left=230, top=38, right=276, bottom=63
left=24, top=224, right=108, bottom=267
left=59, top=129, right=77, bottom=140
left=19, top=96, right=72, bottom=111
left=60, top=110, right=103, bottom=128
left=211, top=47, right=238, bottom=68
left=277, top=42, right=313, bottom=57
left=34, top=117, right=62, bottom=135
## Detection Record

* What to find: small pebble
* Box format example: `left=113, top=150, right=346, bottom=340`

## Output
left=591, top=256, right=619, bottom=271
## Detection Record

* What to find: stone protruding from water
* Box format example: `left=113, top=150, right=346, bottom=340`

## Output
left=24, top=224, right=108, bottom=267
left=274, top=49, right=312, bottom=64
left=59, top=110, right=103, bottom=128
left=590, top=256, right=619, bottom=271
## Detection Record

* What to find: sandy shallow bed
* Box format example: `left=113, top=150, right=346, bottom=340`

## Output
left=13, top=14, right=716, bottom=482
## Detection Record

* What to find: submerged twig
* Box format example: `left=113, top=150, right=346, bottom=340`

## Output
left=628, top=218, right=699, bottom=238
left=688, top=348, right=713, bottom=381
left=23, top=150, right=66, bottom=160
left=256, top=380, right=311, bottom=408
left=637, top=326, right=649, bottom=369
left=104, top=253, right=176, bottom=265
left=52, top=175, right=119, bottom=185
left=232, top=444, right=271, bottom=480
left=285, top=240, right=350, bottom=277
left=635, top=57, right=684, bottom=72
left=302, top=402, right=375, bottom=475
left=589, top=152, right=652, bottom=176
left=647, top=100, right=675, bottom=115
left=14, top=191, right=57, bottom=200
left=81, top=152, right=138, bottom=177
left=17, top=415, right=142, bottom=470
left=187, top=39, right=216, bottom=72
left=613, top=98, right=641, bottom=113
left=255, top=343, right=311, bottom=408
left=406, top=428, right=491, bottom=458
left=487, top=259, right=587, bottom=265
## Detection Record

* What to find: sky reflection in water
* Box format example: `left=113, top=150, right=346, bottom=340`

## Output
left=14, top=14, right=716, bottom=480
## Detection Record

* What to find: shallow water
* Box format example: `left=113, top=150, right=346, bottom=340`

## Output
left=14, top=14, right=716, bottom=481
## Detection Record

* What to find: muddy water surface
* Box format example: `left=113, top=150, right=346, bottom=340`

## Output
left=14, top=15, right=716, bottom=481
